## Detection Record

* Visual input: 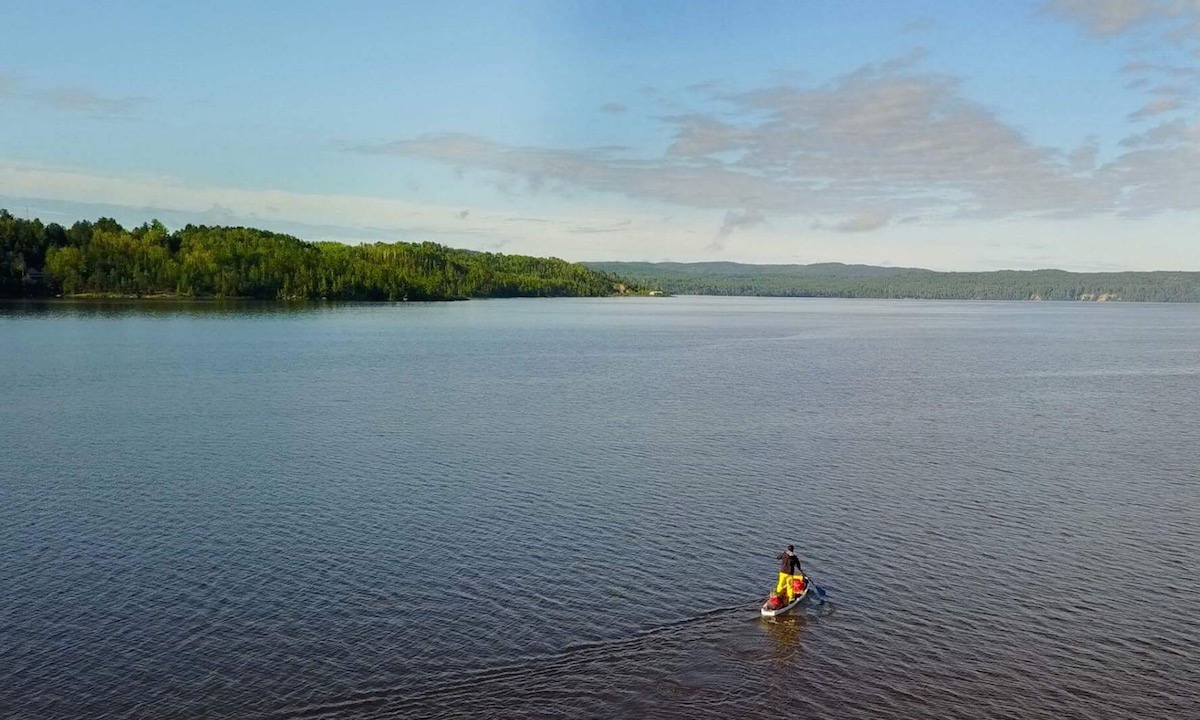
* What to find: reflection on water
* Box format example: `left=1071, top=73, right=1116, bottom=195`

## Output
left=760, top=598, right=837, bottom=669
left=761, top=613, right=808, bottom=666
left=0, top=298, right=358, bottom=319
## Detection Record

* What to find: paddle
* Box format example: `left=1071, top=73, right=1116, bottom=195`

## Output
left=799, top=569, right=827, bottom=599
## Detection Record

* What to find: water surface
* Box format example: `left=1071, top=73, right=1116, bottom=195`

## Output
left=2, top=297, right=1198, bottom=719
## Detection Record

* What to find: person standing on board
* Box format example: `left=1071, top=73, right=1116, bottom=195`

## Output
left=775, top=545, right=805, bottom=602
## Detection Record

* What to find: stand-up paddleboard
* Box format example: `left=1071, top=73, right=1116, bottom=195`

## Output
left=760, top=582, right=809, bottom=617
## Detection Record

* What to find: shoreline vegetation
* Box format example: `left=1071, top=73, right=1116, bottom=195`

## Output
left=584, top=261, right=1200, bottom=303
left=0, top=211, right=650, bottom=301
left=5, top=210, right=1199, bottom=303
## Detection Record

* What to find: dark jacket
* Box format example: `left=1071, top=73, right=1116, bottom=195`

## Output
left=778, top=551, right=802, bottom=575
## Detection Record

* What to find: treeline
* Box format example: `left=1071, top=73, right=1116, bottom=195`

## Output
left=586, top=262, right=1200, bottom=302
left=0, top=210, right=640, bottom=300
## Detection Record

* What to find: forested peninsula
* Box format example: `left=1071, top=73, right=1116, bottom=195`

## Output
left=0, top=211, right=641, bottom=300
left=585, top=261, right=1200, bottom=302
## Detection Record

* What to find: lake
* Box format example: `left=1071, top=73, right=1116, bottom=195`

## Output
left=2, top=297, right=1197, bottom=719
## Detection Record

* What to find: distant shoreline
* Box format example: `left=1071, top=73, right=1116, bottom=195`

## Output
left=583, top=261, right=1200, bottom=303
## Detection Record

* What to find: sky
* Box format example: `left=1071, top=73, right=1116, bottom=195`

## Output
left=3, top=0, right=1200, bottom=271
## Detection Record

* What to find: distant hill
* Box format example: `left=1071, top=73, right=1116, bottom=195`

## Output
left=587, top=261, right=926, bottom=279
left=584, top=261, right=1200, bottom=302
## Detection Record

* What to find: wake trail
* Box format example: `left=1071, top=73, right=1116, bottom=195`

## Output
left=267, top=601, right=761, bottom=720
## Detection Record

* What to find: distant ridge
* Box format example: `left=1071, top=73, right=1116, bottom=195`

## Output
left=584, top=261, right=1200, bottom=302
left=588, top=261, right=927, bottom=278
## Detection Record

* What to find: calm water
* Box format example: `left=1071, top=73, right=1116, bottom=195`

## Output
left=2, top=297, right=1198, bottom=719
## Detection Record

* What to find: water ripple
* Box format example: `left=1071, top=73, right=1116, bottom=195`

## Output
left=2, top=298, right=1198, bottom=719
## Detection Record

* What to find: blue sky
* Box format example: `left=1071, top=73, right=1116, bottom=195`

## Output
left=3, top=0, right=1200, bottom=270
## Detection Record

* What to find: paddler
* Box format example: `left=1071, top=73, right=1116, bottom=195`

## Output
left=775, top=545, right=805, bottom=602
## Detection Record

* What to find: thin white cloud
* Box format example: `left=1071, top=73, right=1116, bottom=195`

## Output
left=0, top=159, right=698, bottom=257
left=717, top=208, right=764, bottom=236
left=36, top=87, right=148, bottom=116
left=836, top=209, right=893, bottom=233
left=1068, top=137, right=1100, bottom=172
left=1119, top=117, right=1200, bottom=146
left=568, top=219, right=632, bottom=234
left=1047, top=0, right=1200, bottom=41
left=1120, top=60, right=1200, bottom=76
left=902, top=17, right=936, bottom=34
left=1130, top=96, right=1185, bottom=118
left=358, top=59, right=1114, bottom=229
left=1047, top=0, right=1161, bottom=35
left=662, top=114, right=753, bottom=158
left=1107, top=120, right=1200, bottom=213
left=599, top=101, right=627, bottom=114
left=708, top=208, right=765, bottom=250
left=686, top=80, right=724, bottom=95
left=1119, top=62, right=1199, bottom=122
left=0, top=74, right=148, bottom=115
